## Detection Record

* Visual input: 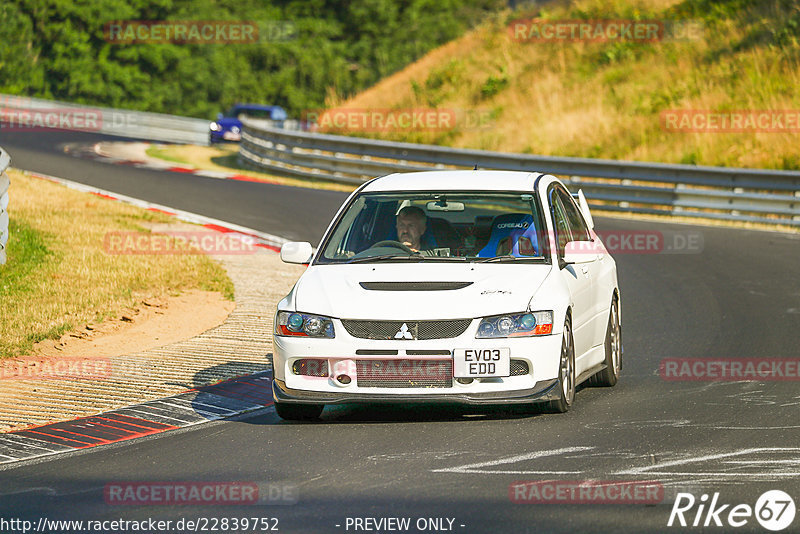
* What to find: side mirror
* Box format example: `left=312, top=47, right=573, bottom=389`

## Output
left=216, top=112, right=223, bottom=120
left=562, top=240, right=599, bottom=265
left=280, top=241, right=314, bottom=264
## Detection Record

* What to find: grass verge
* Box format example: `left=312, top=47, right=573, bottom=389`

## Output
left=0, top=169, right=234, bottom=359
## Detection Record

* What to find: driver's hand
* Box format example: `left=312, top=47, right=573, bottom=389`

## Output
left=401, top=240, right=418, bottom=252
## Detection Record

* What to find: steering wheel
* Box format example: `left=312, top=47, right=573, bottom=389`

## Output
left=370, top=240, right=416, bottom=253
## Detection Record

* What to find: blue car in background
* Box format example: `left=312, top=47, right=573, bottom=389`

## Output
left=209, top=103, right=288, bottom=143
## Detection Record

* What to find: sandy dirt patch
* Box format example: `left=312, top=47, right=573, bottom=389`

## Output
left=30, top=289, right=234, bottom=360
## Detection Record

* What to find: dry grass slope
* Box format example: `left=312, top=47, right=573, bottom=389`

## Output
left=341, top=0, right=800, bottom=170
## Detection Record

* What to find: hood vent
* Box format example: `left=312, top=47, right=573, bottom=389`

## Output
left=359, top=281, right=473, bottom=291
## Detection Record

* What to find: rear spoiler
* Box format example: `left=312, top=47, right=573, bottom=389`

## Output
left=571, top=189, right=594, bottom=230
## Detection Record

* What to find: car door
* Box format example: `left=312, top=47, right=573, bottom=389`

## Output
left=556, top=188, right=608, bottom=353
left=550, top=187, right=595, bottom=366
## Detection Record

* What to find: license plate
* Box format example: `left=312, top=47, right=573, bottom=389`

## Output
left=453, top=348, right=510, bottom=377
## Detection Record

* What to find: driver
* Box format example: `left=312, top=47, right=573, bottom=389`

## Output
left=395, top=206, right=430, bottom=252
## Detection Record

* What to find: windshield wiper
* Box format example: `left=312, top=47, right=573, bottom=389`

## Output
left=346, top=252, right=469, bottom=264
left=420, top=255, right=467, bottom=261
left=474, top=255, right=543, bottom=263
left=346, top=253, right=423, bottom=264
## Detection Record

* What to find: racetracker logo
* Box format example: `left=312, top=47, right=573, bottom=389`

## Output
left=104, top=482, right=298, bottom=505
left=668, top=490, right=796, bottom=530
left=660, top=358, right=800, bottom=381
left=594, top=230, right=703, bottom=255
left=103, top=231, right=258, bottom=255
left=508, top=19, right=704, bottom=42
left=0, top=108, right=102, bottom=132
left=0, top=357, right=111, bottom=380
left=294, top=358, right=452, bottom=382
left=552, top=230, right=703, bottom=255
left=509, top=480, right=664, bottom=504
left=103, top=20, right=295, bottom=44
left=661, top=110, right=800, bottom=133
left=303, top=108, right=493, bottom=133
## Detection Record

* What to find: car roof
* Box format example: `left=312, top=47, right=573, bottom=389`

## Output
left=361, top=170, right=547, bottom=193
left=230, top=103, right=282, bottom=111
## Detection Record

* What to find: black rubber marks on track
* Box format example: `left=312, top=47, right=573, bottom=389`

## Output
left=0, top=373, right=274, bottom=465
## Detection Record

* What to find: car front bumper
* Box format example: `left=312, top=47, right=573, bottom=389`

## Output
left=272, top=377, right=561, bottom=405
left=272, top=313, right=564, bottom=405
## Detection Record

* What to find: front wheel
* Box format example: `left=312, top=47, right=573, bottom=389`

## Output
left=542, top=318, right=575, bottom=413
left=589, top=297, right=621, bottom=387
left=274, top=402, right=324, bottom=421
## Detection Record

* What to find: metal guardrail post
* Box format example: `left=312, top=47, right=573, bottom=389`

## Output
left=0, top=146, right=10, bottom=265
left=0, top=93, right=210, bottom=145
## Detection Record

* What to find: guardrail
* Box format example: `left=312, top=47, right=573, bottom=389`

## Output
left=239, top=118, right=800, bottom=227
left=1, top=94, right=209, bottom=145
left=0, top=146, right=10, bottom=264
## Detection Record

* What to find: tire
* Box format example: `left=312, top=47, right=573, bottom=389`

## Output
left=274, top=402, right=324, bottom=421
left=543, top=318, right=576, bottom=413
left=589, top=297, right=622, bottom=387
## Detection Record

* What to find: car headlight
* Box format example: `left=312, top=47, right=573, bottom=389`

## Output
left=276, top=311, right=335, bottom=338
left=476, top=311, right=553, bottom=338
left=209, top=121, right=221, bottom=131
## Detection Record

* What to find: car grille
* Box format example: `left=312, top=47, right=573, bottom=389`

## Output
left=341, top=319, right=471, bottom=340
left=356, top=359, right=453, bottom=388
left=510, top=359, right=530, bottom=376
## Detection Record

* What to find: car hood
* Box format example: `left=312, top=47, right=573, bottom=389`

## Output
left=292, top=262, right=552, bottom=320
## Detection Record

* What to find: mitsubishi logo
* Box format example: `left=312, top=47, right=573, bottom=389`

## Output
left=394, top=323, right=414, bottom=340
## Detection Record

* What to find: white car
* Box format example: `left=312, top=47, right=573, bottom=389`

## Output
left=272, top=170, right=621, bottom=420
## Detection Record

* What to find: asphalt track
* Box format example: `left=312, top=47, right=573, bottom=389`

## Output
left=1, top=130, right=800, bottom=533
left=0, top=131, right=347, bottom=244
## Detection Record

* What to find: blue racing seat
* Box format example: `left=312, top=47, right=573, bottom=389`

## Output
left=477, top=213, right=539, bottom=257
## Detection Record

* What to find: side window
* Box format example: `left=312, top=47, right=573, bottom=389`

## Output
left=557, top=189, right=591, bottom=242
left=550, top=191, right=572, bottom=257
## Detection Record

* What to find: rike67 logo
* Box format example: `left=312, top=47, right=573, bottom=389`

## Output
left=668, top=490, right=796, bottom=531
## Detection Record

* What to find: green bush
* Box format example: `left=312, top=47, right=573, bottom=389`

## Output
left=480, top=71, right=509, bottom=99
left=0, top=0, right=504, bottom=119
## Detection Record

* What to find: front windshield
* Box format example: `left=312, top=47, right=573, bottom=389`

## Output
left=316, top=191, right=549, bottom=264
left=228, top=107, right=275, bottom=120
